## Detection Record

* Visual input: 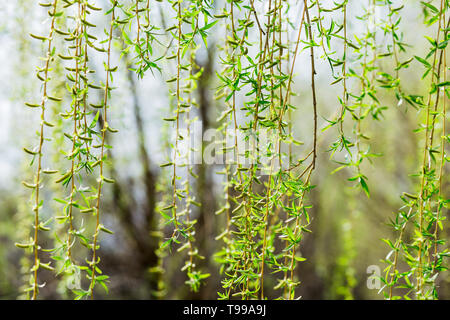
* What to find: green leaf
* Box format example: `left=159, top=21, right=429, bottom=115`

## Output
left=414, top=55, right=431, bottom=68
left=359, top=177, right=370, bottom=198
left=420, top=1, right=439, bottom=13
left=437, top=81, right=450, bottom=87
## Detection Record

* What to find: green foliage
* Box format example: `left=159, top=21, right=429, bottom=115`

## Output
left=382, top=0, right=449, bottom=300
left=8, top=0, right=449, bottom=300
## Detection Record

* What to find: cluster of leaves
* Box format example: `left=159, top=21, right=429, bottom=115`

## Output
left=382, top=0, right=449, bottom=300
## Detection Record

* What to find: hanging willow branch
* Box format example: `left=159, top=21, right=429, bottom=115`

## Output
left=88, top=0, right=118, bottom=299
left=20, top=0, right=60, bottom=300
left=383, top=0, right=449, bottom=300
